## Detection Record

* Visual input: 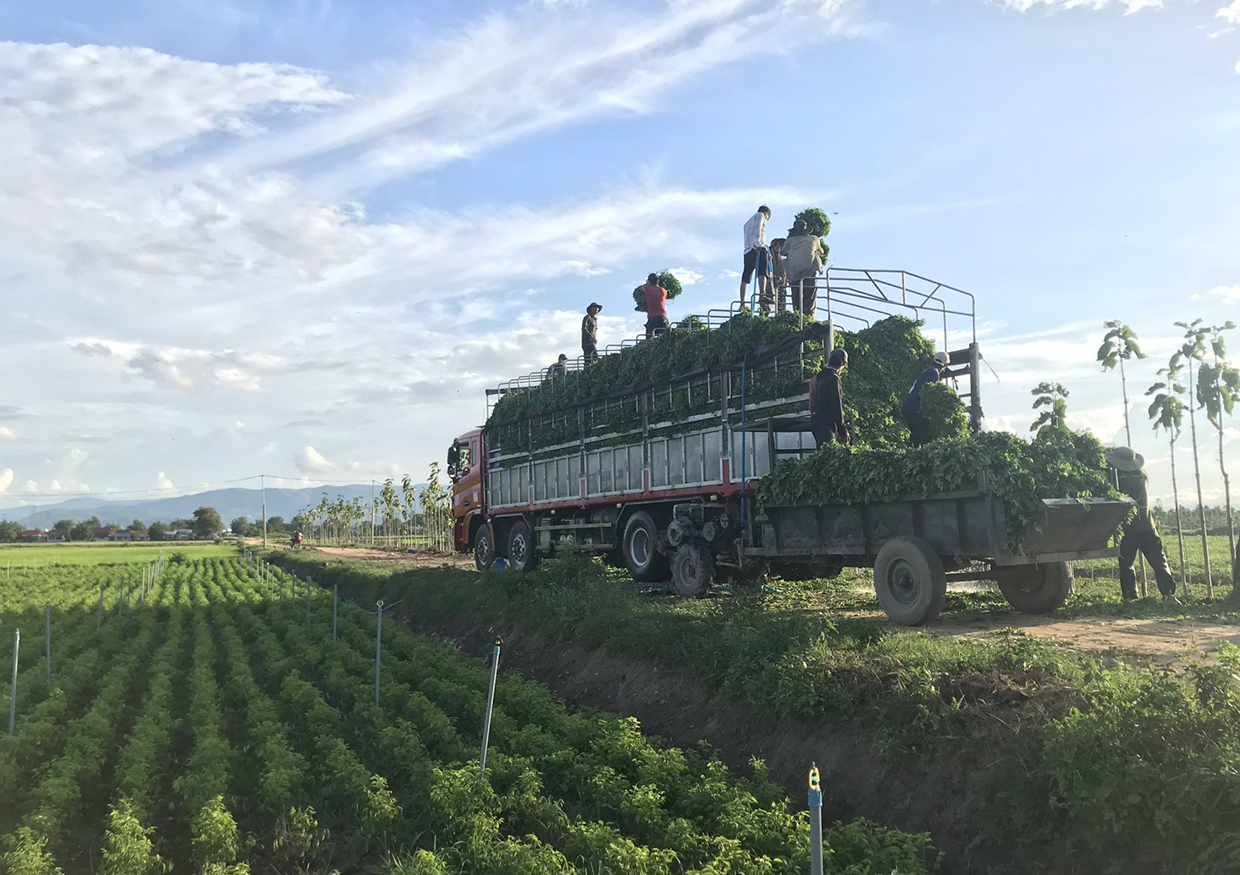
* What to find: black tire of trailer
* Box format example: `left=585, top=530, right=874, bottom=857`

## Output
left=473, top=524, right=494, bottom=572
left=622, top=511, right=670, bottom=582
left=873, top=536, right=947, bottom=626
left=507, top=520, right=540, bottom=573
left=995, top=561, right=1073, bottom=614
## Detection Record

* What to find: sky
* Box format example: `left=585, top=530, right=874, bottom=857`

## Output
left=1, top=0, right=1238, bottom=512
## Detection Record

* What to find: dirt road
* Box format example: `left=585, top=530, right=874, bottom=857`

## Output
left=291, top=544, right=475, bottom=568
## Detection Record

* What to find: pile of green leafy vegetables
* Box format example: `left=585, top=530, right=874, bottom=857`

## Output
left=755, top=428, right=1121, bottom=551
left=487, top=311, right=960, bottom=458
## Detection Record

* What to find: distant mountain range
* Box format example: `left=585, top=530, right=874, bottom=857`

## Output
left=7, top=484, right=424, bottom=530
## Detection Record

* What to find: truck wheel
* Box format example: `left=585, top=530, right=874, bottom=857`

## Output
left=873, top=536, right=947, bottom=626
left=507, top=521, right=540, bottom=573
left=997, top=562, right=1073, bottom=614
left=474, top=525, right=494, bottom=572
left=624, top=512, right=669, bottom=582
left=672, top=543, right=714, bottom=598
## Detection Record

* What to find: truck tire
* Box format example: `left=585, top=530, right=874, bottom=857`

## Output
left=996, top=562, right=1073, bottom=614
left=507, top=520, right=540, bottom=573
left=672, top=543, right=714, bottom=598
left=623, top=511, right=669, bottom=582
left=474, top=525, right=494, bottom=572
left=873, top=536, right=947, bottom=625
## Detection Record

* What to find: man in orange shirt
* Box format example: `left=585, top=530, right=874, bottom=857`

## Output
left=642, top=273, right=670, bottom=339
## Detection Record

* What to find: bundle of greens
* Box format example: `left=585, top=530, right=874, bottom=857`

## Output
left=919, top=381, right=970, bottom=442
left=755, top=428, right=1119, bottom=550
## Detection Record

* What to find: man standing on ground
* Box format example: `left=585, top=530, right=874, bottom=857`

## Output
left=1107, top=447, right=1178, bottom=602
left=582, top=302, right=602, bottom=364
left=642, top=274, right=670, bottom=339
left=783, top=219, right=825, bottom=318
left=740, top=205, right=771, bottom=309
left=811, top=348, right=850, bottom=448
left=903, top=351, right=951, bottom=447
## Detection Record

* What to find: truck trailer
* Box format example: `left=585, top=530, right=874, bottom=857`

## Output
left=448, top=270, right=1128, bottom=625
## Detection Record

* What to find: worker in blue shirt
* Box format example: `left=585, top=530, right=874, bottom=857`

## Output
left=902, top=351, right=951, bottom=447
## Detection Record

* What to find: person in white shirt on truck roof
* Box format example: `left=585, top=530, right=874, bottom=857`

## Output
left=739, top=205, right=771, bottom=309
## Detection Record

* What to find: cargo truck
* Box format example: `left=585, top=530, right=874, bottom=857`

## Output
left=448, top=270, right=1129, bottom=625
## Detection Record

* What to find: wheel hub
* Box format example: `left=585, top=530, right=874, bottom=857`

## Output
left=887, top=558, right=919, bottom=605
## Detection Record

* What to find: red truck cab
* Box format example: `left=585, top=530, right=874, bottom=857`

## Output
left=448, top=429, right=486, bottom=556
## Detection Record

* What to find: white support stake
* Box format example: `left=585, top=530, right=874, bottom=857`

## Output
left=44, top=606, right=50, bottom=682
left=479, top=636, right=503, bottom=779
left=332, top=585, right=338, bottom=646
left=375, top=601, right=385, bottom=706
left=8, top=630, right=18, bottom=736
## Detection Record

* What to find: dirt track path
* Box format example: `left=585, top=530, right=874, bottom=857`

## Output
left=887, top=611, right=1240, bottom=665
left=306, top=545, right=475, bottom=568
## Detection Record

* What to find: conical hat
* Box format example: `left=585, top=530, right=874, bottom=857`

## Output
left=1105, top=446, right=1145, bottom=472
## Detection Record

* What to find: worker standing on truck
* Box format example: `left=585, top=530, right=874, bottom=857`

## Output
left=903, top=351, right=952, bottom=447
left=783, top=219, right=824, bottom=319
left=766, top=238, right=787, bottom=313
left=811, top=348, right=850, bottom=447
left=582, top=302, right=602, bottom=364
left=740, top=205, right=771, bottom=309
left=1106, top=447, right=1178, bottom=603
left=642, top=274, right=670, bottom=338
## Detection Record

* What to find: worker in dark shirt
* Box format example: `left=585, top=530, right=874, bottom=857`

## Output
left=582, top=302, right=602, bottom=364
left=546, top=353, right=568, bottom=379
left=811, top=348, right=850, bottom=448
left=902, top=351, right=951, bottom=447
left=1107, top=447, right=1178, bottom=602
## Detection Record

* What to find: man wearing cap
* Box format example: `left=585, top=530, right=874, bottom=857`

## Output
left=1107, top=446, right=1178, bottom=602
left=811, top=348, right=850, bottom=448
left=582, top=302, right=602, bottom=364
left=547, top=353, right=568, bottom=380
left=903, top=351, right=953, bottom=447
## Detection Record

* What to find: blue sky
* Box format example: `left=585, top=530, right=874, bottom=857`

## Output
left=0, top=0, right=1238, bottom=510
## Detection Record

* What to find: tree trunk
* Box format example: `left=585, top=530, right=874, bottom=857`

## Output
left=1188, top=357, right=1213, bottom=597
left=1120, top=355, right=1132, bottom=447
left=1220, top=422, right=1236, bottom=586
left=1171, top=435, right=1188, bottom=596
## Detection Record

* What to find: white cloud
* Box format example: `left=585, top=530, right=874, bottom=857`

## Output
left=0, top=426, right=14, bottom=440
left=669, top=267, right=704, bottom=286
left=1207, top=26, right=1235, bottom=37
left=990, top=0, right=1167, bottom=12
left=1219, top=0, right=1240, bottom=23
left=157, top=472, right=175, bottom=491
left=21, top=480, right=38, bottom=494
left=1207, top=285, right=1240, bottom=305
left=294, top=446, right=336, bottom=474
left=0, top=469, right=11, bottom=494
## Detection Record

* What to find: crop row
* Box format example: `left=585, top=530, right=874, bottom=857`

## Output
left=0, top=556, right=935, bottom=873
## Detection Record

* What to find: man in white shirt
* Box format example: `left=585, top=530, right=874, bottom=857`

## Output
left=739, top=205, right=771, bottom=309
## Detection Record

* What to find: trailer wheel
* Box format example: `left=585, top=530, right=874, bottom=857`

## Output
left=474, top=525, right=494, bottom=572
left=996, top=562, right=1073, bottom=614
left=672, top=543, right=714, bottom=598
left=507, top=521, right=540, bottom=573
left=873, top=536, right=947, bottom=626
left=623, top=511, right=669, bottom=582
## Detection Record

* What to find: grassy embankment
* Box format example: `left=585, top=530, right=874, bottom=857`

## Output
left=273, top=549, right=1240, bottom=874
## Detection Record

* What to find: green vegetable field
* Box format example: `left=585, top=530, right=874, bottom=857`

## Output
left=0, top=550, right=935, bottom=874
